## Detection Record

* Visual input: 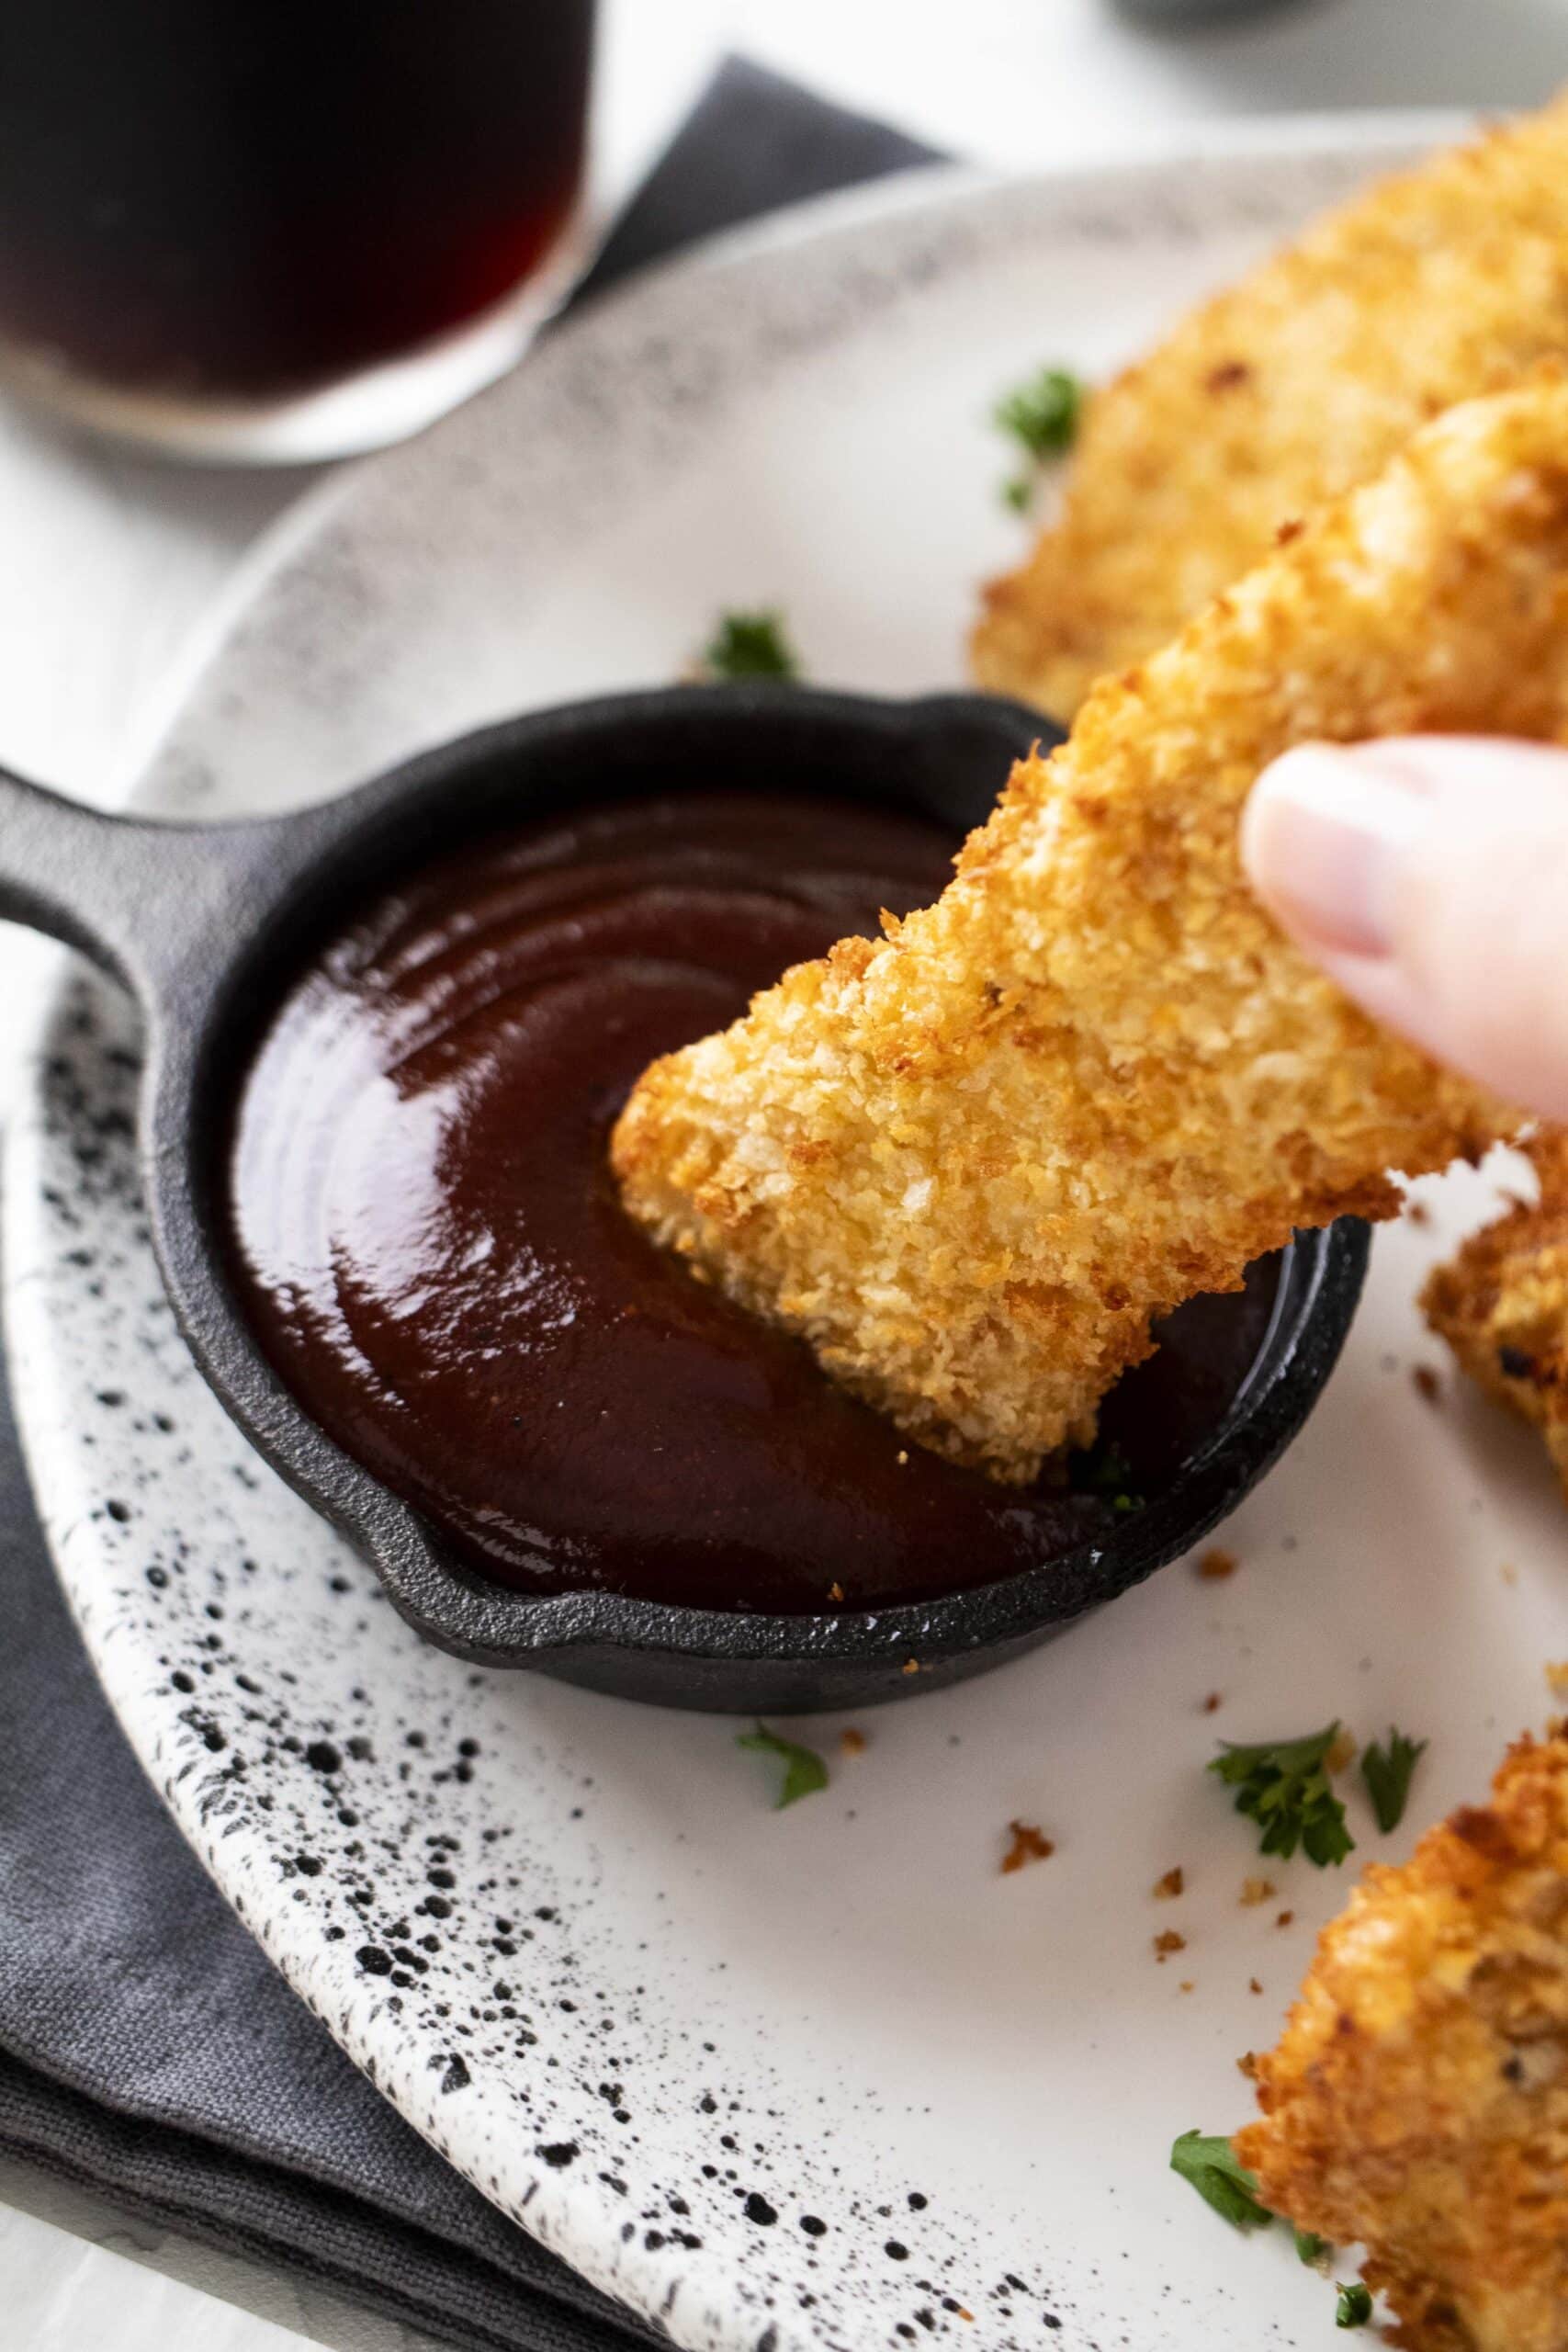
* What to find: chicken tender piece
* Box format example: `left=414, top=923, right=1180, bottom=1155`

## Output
left=973, top=89, right=1568, bottom=721
left=612, top=381, right=1568, bottom=1482
left=1424, top=1130, right=1568, bottom=1500
left=1237, top=1734, right=1568, bottom=2352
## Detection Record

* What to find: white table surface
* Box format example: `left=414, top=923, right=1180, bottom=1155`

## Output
left=4, top=2, right=1562, bottom=2344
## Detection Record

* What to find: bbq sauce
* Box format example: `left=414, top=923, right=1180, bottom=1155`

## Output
left=227, top=792, right=1279, bottom=1614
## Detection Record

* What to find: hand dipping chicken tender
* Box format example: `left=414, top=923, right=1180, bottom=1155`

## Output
left=613, top=379, right=1568, bottom=1483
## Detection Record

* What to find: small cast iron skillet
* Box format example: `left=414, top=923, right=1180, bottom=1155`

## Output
left=0, top=685, right=1368, bottom=1712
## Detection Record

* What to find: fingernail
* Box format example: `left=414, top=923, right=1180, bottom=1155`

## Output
left=1242, top=743, right=1430, bottom=958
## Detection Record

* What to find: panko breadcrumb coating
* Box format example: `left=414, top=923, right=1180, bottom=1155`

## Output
left=612, top=379, right=1568, bottom=1482
left=1237, top=1735, right=1568, bottom=2352
left=1423, top=1130, right=1568, bottom=1500
left=973, top=89, right=1568, bottom=720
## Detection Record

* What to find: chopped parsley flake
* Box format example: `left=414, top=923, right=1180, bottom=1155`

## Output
left=701, top=610, right=800, bottom=682
left=1168, top=2132, right=1273, bottom=2232
left=1172, top=2131, right=1355, bottom=2320
left=1360, top=1725, right=1428, bottom=1834
left=1209, top=1723, right=1356, bottom=1867
left=995, top=366, right=1084, bottom=459
left=737, top=1724, right=828, bottom=1809
left=1336, top=2282, right=1373, bottom=2328
left=1068, top=1436, right=1145, bottom=1513
left=993, top=366, right=1085, bottom=513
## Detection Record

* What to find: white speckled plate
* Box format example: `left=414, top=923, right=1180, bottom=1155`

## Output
left=9, top=119, right=1563, bottom=2352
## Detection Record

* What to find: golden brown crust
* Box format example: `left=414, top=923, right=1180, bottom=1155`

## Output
left=1423, top=1131, right=1568, bottom=1498
left=611, top=380, right=1568, bottom=1480
left=1237, top=1736, right=1568, bottom=2352
left=972, top=90, right=1568, bottom=720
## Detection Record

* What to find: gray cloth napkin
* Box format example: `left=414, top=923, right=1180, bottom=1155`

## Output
left=0, top=58, right=941, bottom=2352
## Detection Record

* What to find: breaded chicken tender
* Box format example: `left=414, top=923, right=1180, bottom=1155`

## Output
left=1237, top=1734, right=1568, bottom=2352
left=612, top=380, right=1568, bottom=1482
left=973, top=89, right=1568, bottom=721
left=1424, top=1131, right=1568, bottom=1500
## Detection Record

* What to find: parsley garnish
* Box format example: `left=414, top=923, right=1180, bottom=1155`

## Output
left=737, top=1724, right=828, bottom=1809
left=996, top=366, right=1084, bottom=460
left=994, top=366, right=1084, bottom=514
left=1168, top=2132, right=1273, bottom=2232
left=702, top=610, right=800, bottom=682
left=1209, top=1723, right=1356, bottom=1867
left=1173, top=2133, right=1343, bottom=2284
left=1361, top=1726, right=1427, bottom=1834
left=1173, top=2130, right=1354, bottom=2319
left=1068, top=1436, right=1145, bottom=1514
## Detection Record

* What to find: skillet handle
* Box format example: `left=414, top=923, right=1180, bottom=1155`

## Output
left=0, top=765, right=262, bottom=1007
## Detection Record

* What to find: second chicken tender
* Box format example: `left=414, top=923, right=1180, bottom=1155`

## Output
left=974, top=89, right=1568, bottom=721
left=1424, top=1130, right=1568, bottom=1502
left=612, top=381, right=1568, bottom=1484
left=1238, top=1734, right=1568, bottom=2352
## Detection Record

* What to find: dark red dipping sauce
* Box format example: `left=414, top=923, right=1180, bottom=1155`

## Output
left=227, top=792, right=1280, bottom=1614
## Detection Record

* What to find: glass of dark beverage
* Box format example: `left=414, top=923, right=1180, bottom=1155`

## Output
left=0, top=0, right=595, bottom=460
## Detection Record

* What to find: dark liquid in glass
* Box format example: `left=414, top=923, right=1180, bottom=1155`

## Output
left=0, top=0, right=594, bottom=399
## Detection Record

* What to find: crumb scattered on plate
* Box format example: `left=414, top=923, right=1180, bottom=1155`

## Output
left=1001, top=1820, right=1055, bottom=1873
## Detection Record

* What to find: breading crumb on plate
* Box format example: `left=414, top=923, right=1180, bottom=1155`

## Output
left=614, top=380, right=1568, bottom=1480
left=1238, top=1734, right=1568, bottom=2352
left=1000, top=1821, right=1054, bottom=1873
left=1424, top=1129, right=1568, bottom=1500
left=972, top=88, right=1568, bottom=719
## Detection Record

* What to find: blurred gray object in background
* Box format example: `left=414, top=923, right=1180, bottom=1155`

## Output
left=1112, top=0, right=1309, bottom=22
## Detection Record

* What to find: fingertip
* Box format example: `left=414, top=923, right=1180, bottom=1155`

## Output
left=1242, top=742, right=1424, bottom=959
